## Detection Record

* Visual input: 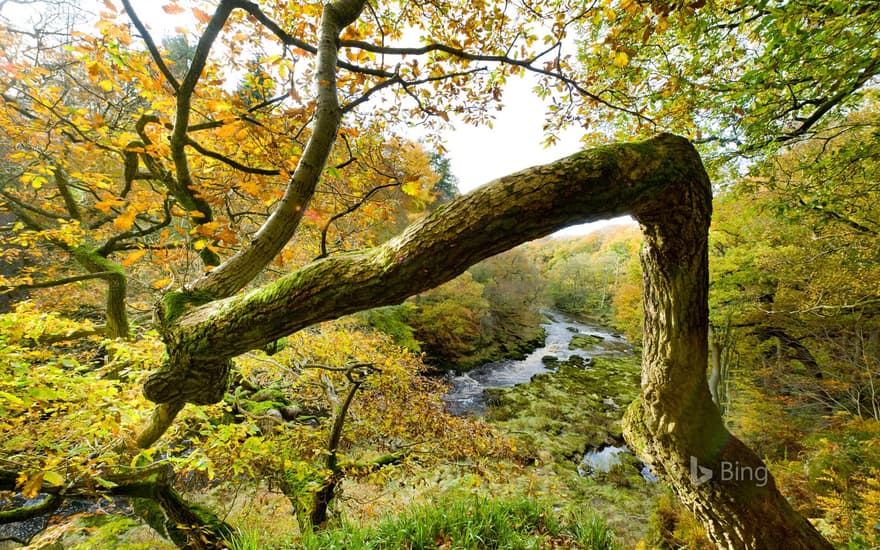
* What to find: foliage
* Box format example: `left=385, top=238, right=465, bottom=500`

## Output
left=296, top=493, right=619, bottom=550
left=0, top=305, right=155, bottom=485
left=395, top=247, right=545, bottom=371
left=406, top=271, right=490, bottom=364
left=1, top=0, right=877, bottom=547
left=802, top=416, right=880, bottom=547
left=644, top=491, right=714, bottom=550
left=703, top=112, right=879, bottom=546
left=356, top=304, right=421, bottom=353
left=572, top=0, right=880, bottom=158
left=535, top=226, right=642, bottom=336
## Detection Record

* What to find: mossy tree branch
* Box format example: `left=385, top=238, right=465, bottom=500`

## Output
left=141, top=132, right=833, bottom=547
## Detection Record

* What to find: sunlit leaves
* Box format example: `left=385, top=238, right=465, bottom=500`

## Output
left=0, top=307, right=157, bottom=482
left=572, top=0, right=880, bottom=152
left=192, top=7, right=212, bottom=24
left=162, top=3, right=185, bottom=15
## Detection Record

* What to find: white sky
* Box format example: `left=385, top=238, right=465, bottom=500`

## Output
left=441, top=76, right=634, bottom=236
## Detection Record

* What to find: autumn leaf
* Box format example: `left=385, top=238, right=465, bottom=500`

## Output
left=152, top=276, right=172, bottom=289
left=192, top=7, right=212, bottom=24
left=87, top=63, right=101, bottom=81
left=21, top=472, right=44, bottom=499
left=122, top=249, right=147, bottom=267
left=114, top=209, right=137, bottom=231
left=612, top=51, right=629, bottom=68
left=402, top=179, right=423, bottom=197
left=162, top=3, right=185, bottom=14
left=43, top=471, right=65, bottom=487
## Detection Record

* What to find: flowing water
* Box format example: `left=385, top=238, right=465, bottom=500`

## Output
left=442, top=310, right=633, bottom=415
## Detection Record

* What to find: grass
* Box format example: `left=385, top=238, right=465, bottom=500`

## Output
left=228, top=493, right=621, bottom=549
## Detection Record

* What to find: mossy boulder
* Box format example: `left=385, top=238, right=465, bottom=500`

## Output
left=568, top=333, right=604, bottom=351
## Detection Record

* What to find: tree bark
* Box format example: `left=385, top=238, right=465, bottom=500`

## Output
left=186, top=0, right=369, bottom=299
left=141, top=133, right=832, bottom=548
left=620, top=151, right=832, bottom=549
left=142, top=135, right=682, bottom=418
left=72, top=246, right=130, bottom=339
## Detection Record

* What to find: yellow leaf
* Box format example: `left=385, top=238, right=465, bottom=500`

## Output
left=152, top=277, right=172, bottom=289
left=87, top=63, right=101, bottom=81
left=612, top=51, right=629, bottom=68
left=0, top=391, right=24, bottom=406
left=43, top=471, right=65, bottom=487
left=192, top=7, right=211, bottom=24
left=193, top=239, right=208, bottom=250
left=22, top=472, right=44, bottom=499
left=114, top=209, right=137, bottom=231
left=98, top=79, right=114, bottom=92
left=402, top=179, right=422, bottom=197
left=162, top=3, right=184, bottom=14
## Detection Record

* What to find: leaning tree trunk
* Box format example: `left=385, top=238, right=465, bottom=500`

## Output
left=73, top=246, right=130, bottom=339
left=621, top=155, right=831, bottom=549
left=141, top=134, right=832, bottom=548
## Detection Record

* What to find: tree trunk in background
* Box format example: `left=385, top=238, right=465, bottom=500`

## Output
left=708, top=325, right=723, bottom=410
left=622, top=159, right=832, bottom=549
left=73, top=247, right=130, bottom=339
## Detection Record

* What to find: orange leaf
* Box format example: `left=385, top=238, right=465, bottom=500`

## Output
left=122, top=249, right=147, bottom=267
left=114, top=209, right=137, bottom=231
left=162, top=3, right=185, bottom=14
left=192, top=7, right=212, bottom=24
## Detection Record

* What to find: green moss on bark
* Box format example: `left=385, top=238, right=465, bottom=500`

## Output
left=160, top=290, right=216, bottom=326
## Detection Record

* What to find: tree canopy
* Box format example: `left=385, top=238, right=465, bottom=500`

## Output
left=2, top=0, right=878, bottom=547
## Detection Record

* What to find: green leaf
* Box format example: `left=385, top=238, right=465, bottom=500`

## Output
left=43, top=471, right=65, bottom=486
left=94, top=476, right=119, bottom=489
left=0, top=391, right=24, bottom=406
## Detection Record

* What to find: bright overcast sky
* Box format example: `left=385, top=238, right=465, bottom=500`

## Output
left=443, top=76, right=635, bottom=236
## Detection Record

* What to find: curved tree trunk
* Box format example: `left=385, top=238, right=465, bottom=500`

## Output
left=141, top=133, right=832, bottom=548
left=621, top=157, right=832, bottom=549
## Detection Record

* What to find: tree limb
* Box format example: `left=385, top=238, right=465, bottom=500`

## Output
left=119, top=0, right=181, bottom=92
left=141, top=134, right=696, bottom=419
left=185, top=0, right=370, bottom=299
left=183, top=136, right=281, bottom=176
left=318, top=180, right=401, bottom=258
left=3, top=271, right=120, bottom=290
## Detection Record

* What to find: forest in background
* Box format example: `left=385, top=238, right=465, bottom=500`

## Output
left=1, top=0, right=879, bottom=548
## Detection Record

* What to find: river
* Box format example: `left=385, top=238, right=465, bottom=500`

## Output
left=442, top=310, right=633, bottom=415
